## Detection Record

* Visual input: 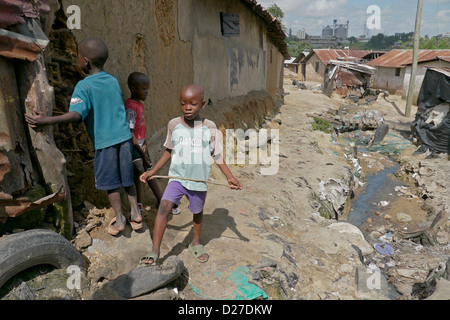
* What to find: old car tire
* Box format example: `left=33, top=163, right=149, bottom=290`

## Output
left=0, top=229, right=83, bottom=288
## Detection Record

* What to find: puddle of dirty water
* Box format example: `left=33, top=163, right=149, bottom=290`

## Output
left=343, top=129, right=425, bottom=229
left=348, top=160, right=402, bottom=227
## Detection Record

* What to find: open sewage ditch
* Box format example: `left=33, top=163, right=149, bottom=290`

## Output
left=310, top=102, right=449, bottom=300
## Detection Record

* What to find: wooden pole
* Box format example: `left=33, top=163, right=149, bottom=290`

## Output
left=405, top=0, right=423, bottom=118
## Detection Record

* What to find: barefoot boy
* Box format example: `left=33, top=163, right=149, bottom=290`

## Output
left=25, top=38, right=142, bottom=236
left=125, top=72, right=163, bottom=211
left=139, top=84, right=242, bottom=266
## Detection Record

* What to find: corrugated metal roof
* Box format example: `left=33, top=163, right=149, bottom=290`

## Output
left=367, top=49, right=450, bottom=68
left=0, top=0, right=50, bottom=28
left=312, top=49, right=370, bottom=64
left=438, top=56, right=450, bottom=63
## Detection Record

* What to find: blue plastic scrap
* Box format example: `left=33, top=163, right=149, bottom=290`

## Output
left=374, top=243, right=394, bottom=256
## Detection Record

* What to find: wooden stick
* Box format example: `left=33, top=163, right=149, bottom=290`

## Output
left=151, top=176, right=230, bottom=188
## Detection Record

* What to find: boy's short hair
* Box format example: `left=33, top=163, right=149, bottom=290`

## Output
left=78, top=38, right=109, bottom=69
left=128, top=72, right=150, bottom=90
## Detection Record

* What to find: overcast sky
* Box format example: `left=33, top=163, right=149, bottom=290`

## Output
left=257, top=0, right=450, bottom=38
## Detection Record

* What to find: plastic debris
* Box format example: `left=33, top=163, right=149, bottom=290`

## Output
left=397, top=212, right=412, bottom=222
left=374, top=243, right=394, bottom=256
left=378, top=201, right=390, bottom=207
left=379, top=233, right=392, bottom=243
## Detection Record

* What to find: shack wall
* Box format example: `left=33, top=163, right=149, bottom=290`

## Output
left=371, top=66, right=406, bottom=93
left=61, top=0, right=284, bottom=139
left=304, top=54, right=326, bottom=83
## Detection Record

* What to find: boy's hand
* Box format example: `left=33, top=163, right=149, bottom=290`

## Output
left=228, top=177, right=243, bottom=190
left=25, top=109, right=48, bottom=128
left=142, top=154, right=152, bottom=167
left=140, top=169, right=156, bottom=183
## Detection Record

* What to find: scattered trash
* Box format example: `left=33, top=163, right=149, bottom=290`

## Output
left=318, top=178, right=352, bottom=219
left=379, top=233, right=393, bottom=243
left=395, top=186, right=418, bottom=198
left=411, top=68, right=450, bottom=155
left=374, top=243, right=394, bottom=256
left=378, top=201, right=390, bottom=207
left=397, top=212, right=412, bottom=222
left=227, top=266, right=268, bottom=300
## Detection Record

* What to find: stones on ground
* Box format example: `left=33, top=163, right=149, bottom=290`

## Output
left=107, top=256, right=184, bottom=299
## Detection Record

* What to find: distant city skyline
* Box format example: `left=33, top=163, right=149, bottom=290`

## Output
left=257, top=0, right=450, bottom=38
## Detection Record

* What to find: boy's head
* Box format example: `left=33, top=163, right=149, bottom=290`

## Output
left=128, top=72, right=150, bottom=102
left=180, top=84, right=206, bottom=121
left=77, top=38, right=109, bottom=73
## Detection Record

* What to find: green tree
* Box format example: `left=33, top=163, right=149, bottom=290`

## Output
left=287, top=41, right=313, bottom=58
left=267, top=3, right=286, bottom=32
left=267, top=3, right=284, bottom=21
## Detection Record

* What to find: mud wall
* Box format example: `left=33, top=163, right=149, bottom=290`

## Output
left=304, top=54, right=325, bottom=83
left=60, top=0, right=193, bottom=139
left=61, top=0, right=284, bottom=139
left=371, top=66, right=406, bottom=94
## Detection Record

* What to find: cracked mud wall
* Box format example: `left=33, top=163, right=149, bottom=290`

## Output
left=60, top=0, right=283, bottom=137
left=61, top=0, right=193, bottom=139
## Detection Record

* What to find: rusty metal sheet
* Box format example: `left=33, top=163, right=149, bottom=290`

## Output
left=0, top=0, right=50, bottom=28
left=367, top=49, right=450, bottom=68
left=314, top=49, right=370, bottom=64
left=0, top=28, right=48, bottom=61
left=0, top=56, right=35, bottom=194
left=337, top=70, right=364, bottom=87
left=0, top=191, right=66, bottom=223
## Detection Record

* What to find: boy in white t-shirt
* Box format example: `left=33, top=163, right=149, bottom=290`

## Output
left=139, top=84, right=242, bottom=266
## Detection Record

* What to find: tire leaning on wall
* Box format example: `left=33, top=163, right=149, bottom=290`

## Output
left=0, top=229, right=84, bottom=289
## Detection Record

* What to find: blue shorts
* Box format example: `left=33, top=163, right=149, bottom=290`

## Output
left=162, top=181, right=207, bottom=214
left=94, top=139, right=134, bottom=191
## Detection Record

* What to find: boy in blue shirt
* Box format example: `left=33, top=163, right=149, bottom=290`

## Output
left=25, top=38, right=142, bottom=236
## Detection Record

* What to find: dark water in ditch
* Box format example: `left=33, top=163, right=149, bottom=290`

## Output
left=347, top=158, right=405, bottom=300
left=348, top=160, right=402, bottom=227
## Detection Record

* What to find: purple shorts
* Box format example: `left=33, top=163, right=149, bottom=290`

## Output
left=162, top=181, right=207, bottom=214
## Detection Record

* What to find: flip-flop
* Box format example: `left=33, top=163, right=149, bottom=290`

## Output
left=188, top=244, right=209, bottom=263
left=137, top=252, right=159, bottom=268
left=108, top=217, right=120, bottom=236
left=128, top=216, right=143, bottom=231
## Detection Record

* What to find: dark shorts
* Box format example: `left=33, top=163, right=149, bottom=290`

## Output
left=132, top=147, right=153, bottom=170
left=162, top=181, right=207, bottom=214
left=94, top=139, right=134, bottom=191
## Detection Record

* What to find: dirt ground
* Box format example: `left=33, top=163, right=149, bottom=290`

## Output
left=2, top=76, right=449, bottom=300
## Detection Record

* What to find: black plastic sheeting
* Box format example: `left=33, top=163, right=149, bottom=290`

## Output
left=412, top=68, right=450, bottom=154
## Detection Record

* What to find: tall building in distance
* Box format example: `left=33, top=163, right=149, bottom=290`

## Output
left=322, top=20, right=349, bottom=40
left=299, top=20, right=350, bottom=49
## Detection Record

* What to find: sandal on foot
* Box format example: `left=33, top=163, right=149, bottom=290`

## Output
left=108, top=217, right=121, bottom=236
left=188, top=244, right=209, bottom=263
left=138, top=252, right=159, bottom=268
left=128, top=216, right=143, bottom=231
